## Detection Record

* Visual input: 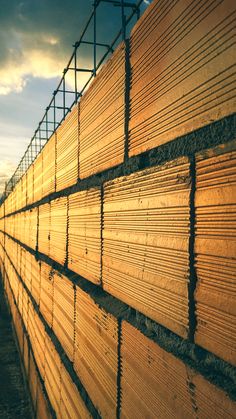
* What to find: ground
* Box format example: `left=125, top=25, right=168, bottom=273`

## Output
left=0, top=280, right=32, bottom=419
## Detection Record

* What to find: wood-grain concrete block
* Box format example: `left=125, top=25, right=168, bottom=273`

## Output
left=103, top=157, right=191, bottom=338
left=74, top=287, right=118, bottom=418
left=80, top=43, right=125, bottom=179
left=52, top=271, right=75, bottom=362
left=56, top=104, right=79, bottom=192
left=129, top=0, right=236, bottom=156
left=195, top=140, right=236, bottom=365
left=50, top=196, right=68, bottom=266
left=68, top=188, right=101, bottom=284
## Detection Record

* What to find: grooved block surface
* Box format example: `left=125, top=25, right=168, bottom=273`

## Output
left=59, top=364, right=91, bottom=419
left=44, top=335, right=62, bottom=417
left=195, top=140, right=236, bottom=365
left=74, top=287, right=118, bottom=418
left=29, top=352, right=38, bottom=410
left=121, top=322, right=236, bottom=418
left=15, top=180, right=22, bottom=212
left=4, top=215, right=13, bottom=238
left=120, top=321, right=194, bottom=418
left=23, top=335, right=29, bottom=375
left=30, top=311, right=46, bottom=380
left=53, top=271, right=75, bottom=362
left=103, top=157, right=191, bottom=338
left=50, top=197, right=67, bottom=265
left=24, top=208, right=38, bottom=250
left=68, top=188, right=101, bottom=284
left=80, top=43, right=125, bottom=179
left=40, top=262, right=54, bottom=327
left=190, top=372, right=236, bottom=419
left=27, top=164, right=34, bottom=205
left=56, top=104, right=79, bottom=191
left=23, top=249, right=32, bottom=293
left=33, top=152, right=43, bottom=203
left=42, top=134, right=56, bottom=198
left=21, top=173, right=27, bottom=209
left=36, top=376, right=53, bottom=419
left=22, top=287, right=29, bottom=329
left=31, top=256, right=41, bottom=306
left=38, top=203, right=51, bottom=256
left=129, top=0, right=236, bottom=156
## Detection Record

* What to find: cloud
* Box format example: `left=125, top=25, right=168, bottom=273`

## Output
left=0, top=0, right=151, bottom=96
left=0, top=0, right=152, bottom=189
left=0, top=160, right=16, bottom=194
left=0, top=0, right=92, bottom=95
left=0, top=44, right=66, bottom=95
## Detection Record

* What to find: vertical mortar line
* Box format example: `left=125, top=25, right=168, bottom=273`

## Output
left=65, top=195, right=69, bottom=269
left=186, top=367, right=198, bottom=416
left=36, top=206, right=39, bottom=255
left=51, top=269, right=55, bottom=334
left=116, top=318, right=122, bottom=419
left=73, top=283, right=76, bottom=364
left=124, top=38, right=131, bottom=162
left=188, top=155, right=197, bottom=342
left=48, top=198, right=51, bottom=260
left=100, top=183, right=104, bottom=288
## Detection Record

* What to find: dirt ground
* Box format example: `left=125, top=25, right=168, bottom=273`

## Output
left=0, top=280, right=32, bottom=419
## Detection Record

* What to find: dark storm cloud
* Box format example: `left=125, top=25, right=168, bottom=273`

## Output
left=0, top=0, right=148, bottom=94
left=0, top=0, right=150, bottom=192
left=0, top=0, right=93, bottom=94
left=0, top=0, right=90, bottom=52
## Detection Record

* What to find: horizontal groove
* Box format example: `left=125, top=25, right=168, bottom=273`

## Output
left=1, top=113, right=235, bottom=220
left=1, top=247, right=100, bottom=419
left=2, top=270, right=57, bottom=419
left=1, top=230, right=236, bottom=401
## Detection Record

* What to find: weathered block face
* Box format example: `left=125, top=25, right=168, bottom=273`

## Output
left=49, top=196, right=68, bottom=265
left=44, top=335, right=62, bottom=417
left=74, top=286, right=119, bottom=419
left=52, top=271, right=75, bottom=362
left=68, top=188, right=102, bottom=284
left=59, top=364, right=91, bottom=419
left=42, top=133, right=56, bottom=198
left=103, top=156, right=191, bottom=338
left=38, top=203, right=51, bottom=255
left=129, top=0, right=236, bottom=157
left=33, top=152, right=43, bottom=203
left=0, top=0, right=235, bottom=416
left=40, top=261, right=54, bottom=328
left=194, top=139, right=236, bottom=366
left=120, top=321, right=236, bottom=419
left=56, top=104, right=79, bottom=191
left=79, top=43, right=126, bottom=179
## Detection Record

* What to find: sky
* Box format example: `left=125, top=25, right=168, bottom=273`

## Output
left=0, top=0, right=150, bottom=196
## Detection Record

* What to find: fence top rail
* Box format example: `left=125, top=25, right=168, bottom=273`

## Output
left=1, top=0, right=149, bottom=205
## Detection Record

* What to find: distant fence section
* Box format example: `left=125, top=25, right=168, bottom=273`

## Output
left=0, top=0, right=236, bottom=418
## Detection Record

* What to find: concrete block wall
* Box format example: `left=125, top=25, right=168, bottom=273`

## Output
left=0, top=0, right=236, bottom=417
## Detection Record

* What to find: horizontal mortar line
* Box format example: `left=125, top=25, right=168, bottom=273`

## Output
left=2, top=248, right=101, bottom=419
left=1, top=229, right=236, bottom=401
left=0, top=283, right=37, bottom=419
left=1, top=113, right=235, bottom=220
left=2, top=270, right=57, bottom=419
